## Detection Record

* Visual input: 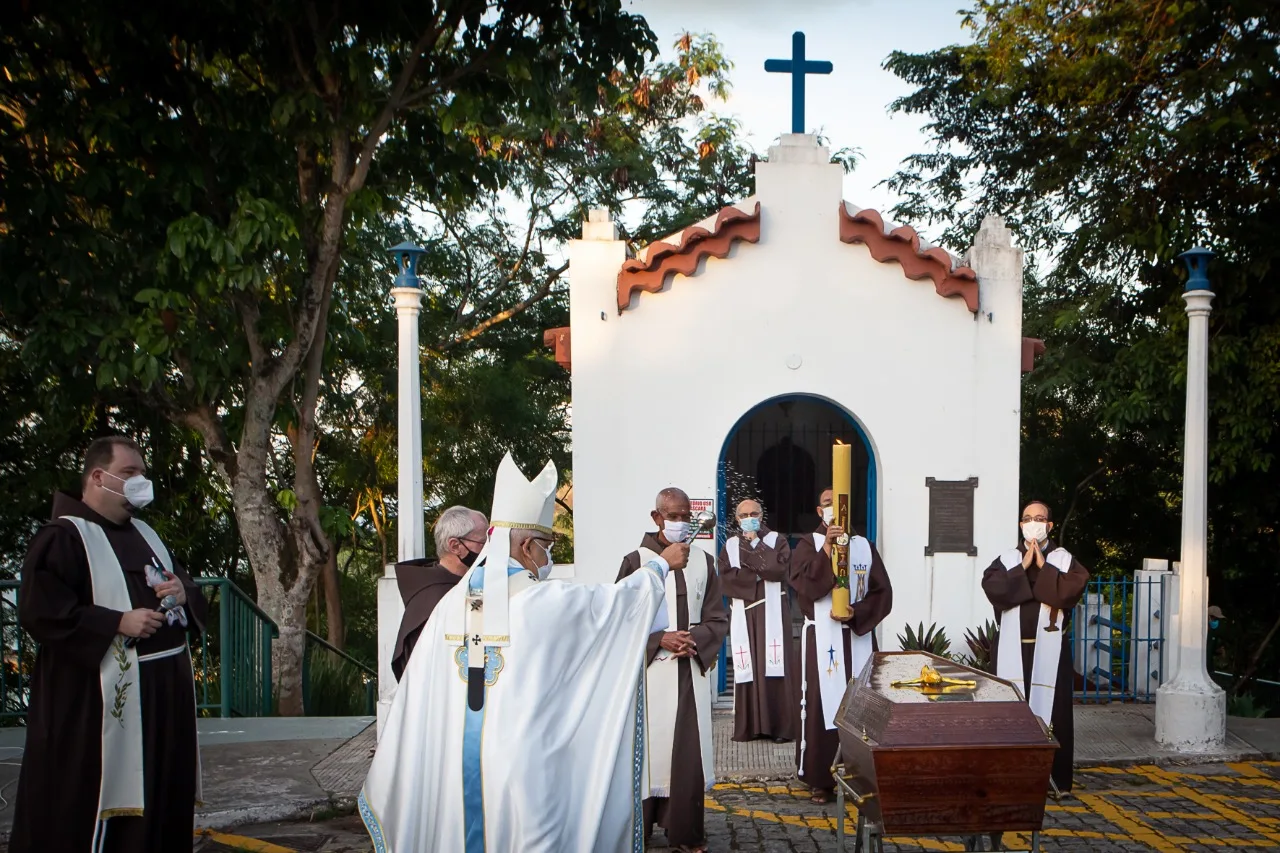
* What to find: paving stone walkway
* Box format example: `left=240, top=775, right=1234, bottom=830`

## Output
left=196, top=760, right=1280, bottom=852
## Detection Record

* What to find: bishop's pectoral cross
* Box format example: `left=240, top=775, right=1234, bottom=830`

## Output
left=735, top=646, right=750, bottom=671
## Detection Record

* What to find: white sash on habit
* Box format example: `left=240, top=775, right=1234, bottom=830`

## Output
left=799, top=532, right=874, bottom=779
left=995, top=546, right=1073, bottom=726
left=725, top=532, right=784, bottom=683
left=637, top=547, right=715, bottom=797
left=62, top=516, right=206, bottom=852
left=61, top=516, right=146, bottom=848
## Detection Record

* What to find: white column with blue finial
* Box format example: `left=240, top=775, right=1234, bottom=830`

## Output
left=1155, top=246, right=1227, bottom=752
left=377, top=241, right=427, bottom=737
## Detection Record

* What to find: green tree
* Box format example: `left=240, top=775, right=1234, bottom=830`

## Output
left=885, top=1, right=1280, bottom=688
left=1, top=0, right=659, bottom=713
left=2, top=4, right=751, bottom=712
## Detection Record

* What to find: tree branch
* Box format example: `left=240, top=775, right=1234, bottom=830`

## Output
left=438, top=263, right=567, bottom=351
left=1233, top=605, right=1280, bottom=697
left=234, top=292, right=269, bottom=372
left=1058, top=464, right=1107, bottom=547
left=345, top=7, right=459, bottom=195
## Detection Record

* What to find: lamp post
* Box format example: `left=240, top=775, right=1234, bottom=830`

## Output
left=1155, top=246, right=1227, bottom=752
left=378, top=241, right=426, bottom=736
left=389, top=242, right=427, bottom=562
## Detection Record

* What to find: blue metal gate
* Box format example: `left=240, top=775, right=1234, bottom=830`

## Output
left=1071, top=574, right=1168, bottom=702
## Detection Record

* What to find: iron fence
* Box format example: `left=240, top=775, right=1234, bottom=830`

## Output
left=194, top=578, right=278, bottom=717
left=1070, top=573, right=1168, bottom=702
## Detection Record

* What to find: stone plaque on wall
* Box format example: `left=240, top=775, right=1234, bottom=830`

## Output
left=925, top=477, right=978, bottom=556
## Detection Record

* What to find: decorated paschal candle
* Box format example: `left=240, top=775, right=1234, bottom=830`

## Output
left=831, top=441, right=852, bottom=619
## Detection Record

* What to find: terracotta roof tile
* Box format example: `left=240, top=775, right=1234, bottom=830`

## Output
left=838, top=204, right=979, bottom=312
left=543, top=326, right=571, bottom=370
left=1021, top=337, right=1046, bottom=373
left=615, top=201, right=761, bottom=313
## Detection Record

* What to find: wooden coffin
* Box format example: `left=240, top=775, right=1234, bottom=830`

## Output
left=836, top=651, right=1056, bottom=835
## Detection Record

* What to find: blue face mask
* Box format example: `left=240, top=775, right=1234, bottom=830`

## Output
left=1209, top=619, right=1220, bottom=630
left=740, top=517, right=761, bottom=533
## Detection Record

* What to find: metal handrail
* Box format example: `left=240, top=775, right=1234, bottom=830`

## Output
left=193, top=577, right=278, bottom=717
left=1, top=576, right=282, bottom=721
left=302, top=630, right=376, bottom=715
left=305, top=630, right=376, bottom=678
left=204, top=578, right=281, bottom=631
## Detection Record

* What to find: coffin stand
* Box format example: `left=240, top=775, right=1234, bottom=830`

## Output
left=832, top=652, right=1057, bottom=852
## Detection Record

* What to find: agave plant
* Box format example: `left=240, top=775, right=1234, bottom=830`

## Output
left=964, top=620, right=998, bottom=673
left=897, top=621, right=951, bottom=657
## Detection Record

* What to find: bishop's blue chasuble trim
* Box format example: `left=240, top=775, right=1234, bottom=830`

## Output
left=462, top=562, right=524, bottom=853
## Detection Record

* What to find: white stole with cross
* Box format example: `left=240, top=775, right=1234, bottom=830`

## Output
left=60, top=515, right=203, bottom=849
left=726, top=532, right=785, bottom=683
left=995, top=546, right=1073, bottom=726
left=803, top=533, right=873, bottom=731
left=637, top=546, right=715, bottom=798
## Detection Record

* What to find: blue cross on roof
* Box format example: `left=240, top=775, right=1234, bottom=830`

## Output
left=764, top=32, right=833, bottom=134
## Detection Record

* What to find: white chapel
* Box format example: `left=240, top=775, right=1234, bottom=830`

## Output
left=376, top=131, right=1041, bottom=726
left=546, top=132, right=1035, bottom=653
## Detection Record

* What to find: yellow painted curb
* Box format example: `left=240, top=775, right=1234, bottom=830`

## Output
left=195, top=828, right=298, bottom=853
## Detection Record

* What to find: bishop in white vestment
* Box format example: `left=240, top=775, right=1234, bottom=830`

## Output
left=361, top=454, right=687, bottom=853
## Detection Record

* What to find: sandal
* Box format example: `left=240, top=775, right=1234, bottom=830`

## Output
left=809, top=788, right=833, bottom=804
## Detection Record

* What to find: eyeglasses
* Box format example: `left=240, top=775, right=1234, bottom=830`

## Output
left=1020, top=515, right=1049, bottom=523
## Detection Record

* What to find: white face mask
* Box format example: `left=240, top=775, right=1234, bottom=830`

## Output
left=533, top=541, right=554, bottom=581
left=103, top=471, right=154, bottom=510
left=1021, top=521, right=1048, bottom=544
left=663, top=520, right=691, bottom=543
left=821, top=506, right=834, bottom=525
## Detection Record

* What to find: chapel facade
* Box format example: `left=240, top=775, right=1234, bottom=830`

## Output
left=549, top=134, right=1038, bottom=651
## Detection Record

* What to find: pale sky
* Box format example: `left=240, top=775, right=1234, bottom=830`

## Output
left=627, top=0, right=975, bottom=225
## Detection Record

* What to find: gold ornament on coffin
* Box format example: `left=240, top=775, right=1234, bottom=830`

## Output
left=890, top=664, right=977, bottom=695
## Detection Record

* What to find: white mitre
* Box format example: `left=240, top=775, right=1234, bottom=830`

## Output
left=454, top=452, right=558, bottom=647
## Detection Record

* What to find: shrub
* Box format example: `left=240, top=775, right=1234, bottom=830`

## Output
left=897, top=622, right=951, bottom=657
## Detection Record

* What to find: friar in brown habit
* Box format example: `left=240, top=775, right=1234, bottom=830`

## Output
left=12, top=436, right=208, bottom=853
left=617, top=487, right=729, bottom=853
left=391, top=505, right=487, bottom=680
left=982, top=500, right=1089, bottom=794
left=718, top=498, right=797, bottom=743
left=789, top=488, right=893, bottom=804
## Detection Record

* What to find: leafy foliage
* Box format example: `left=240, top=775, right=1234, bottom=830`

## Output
left=1, top=4, right=754, bottom=710
left=885, top=1, right=1280, bottom=681
left=897, top=621, right=952, bottom=657
left=1227, top=692, right=1271, bottom=720
left=961, top=619, right=997, bottom=673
